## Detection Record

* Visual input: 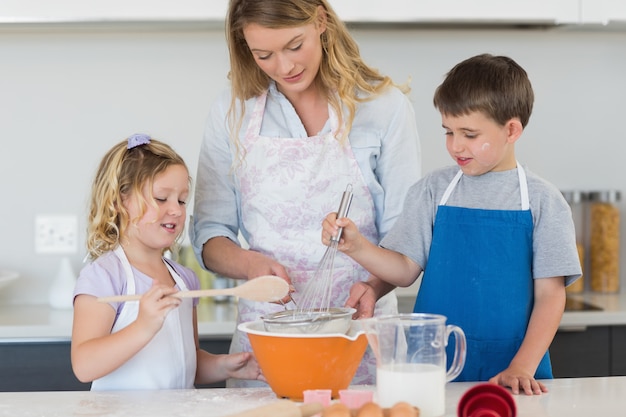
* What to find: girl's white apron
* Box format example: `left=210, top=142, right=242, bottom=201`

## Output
left=91, top=246, right=196, bottom=390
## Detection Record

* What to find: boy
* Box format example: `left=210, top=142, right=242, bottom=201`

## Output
left=323, top=54, right=581, bottom=395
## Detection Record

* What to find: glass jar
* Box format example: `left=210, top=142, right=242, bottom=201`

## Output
left=589, top=190, right=621, bottom=293
left=562, top=191, right=587, bottom=293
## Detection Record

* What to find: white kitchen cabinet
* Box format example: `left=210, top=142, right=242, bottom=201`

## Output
left=581, top=0, right=626, bottom=24
left=0, top=0, right=580, bottom=25
left=0, top=0, right=228, bottom=23
left=4, top=0, right=626, bottom=30
left=332, top=0, right=579, bottom=24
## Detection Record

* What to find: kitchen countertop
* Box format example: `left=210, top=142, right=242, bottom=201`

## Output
left=2, top=291, right=626, bottom=341
left=0, top=377, right=624, bottom=416
left=556, top=291, right=626, bottom=328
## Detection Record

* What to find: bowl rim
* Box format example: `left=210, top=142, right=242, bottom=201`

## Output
left=238, top=319, right=364, bottom=341
left=261, top=306, right=355, bottom=324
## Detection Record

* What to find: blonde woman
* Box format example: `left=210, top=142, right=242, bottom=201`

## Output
left=191, top=0, right=421, bottom=387
left=72, top=134, right=263, bottom=390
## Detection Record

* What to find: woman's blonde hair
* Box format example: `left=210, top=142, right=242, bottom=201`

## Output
left=226, top=0, right=408, bottom=151
left=86, top=137, right=189, bottom=260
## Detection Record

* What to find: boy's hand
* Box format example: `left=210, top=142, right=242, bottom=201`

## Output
left=489, top=366, right=548, bottom=395
left=321, top=213, right=362, bottom=254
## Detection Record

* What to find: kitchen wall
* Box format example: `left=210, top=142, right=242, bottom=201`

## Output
left=1, top=23, right=625, bottom=306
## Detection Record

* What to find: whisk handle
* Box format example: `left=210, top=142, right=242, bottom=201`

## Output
left=332, top=184, right=353, bottom=242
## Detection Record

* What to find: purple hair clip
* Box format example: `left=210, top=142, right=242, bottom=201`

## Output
left=127, top=133, right=151, bottom=149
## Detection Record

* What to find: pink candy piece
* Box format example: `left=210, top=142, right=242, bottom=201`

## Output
left=303, top=389, right=332, bottom=407
left=339, top=389, right=374, bottom=409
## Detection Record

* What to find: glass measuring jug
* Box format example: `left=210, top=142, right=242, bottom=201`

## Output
left=361, top=313, right=466, bottom=417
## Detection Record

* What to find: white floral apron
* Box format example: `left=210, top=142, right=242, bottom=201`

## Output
left=228, top=91, right=396, bottom=387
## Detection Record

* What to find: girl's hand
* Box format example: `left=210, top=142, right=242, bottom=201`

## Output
left=135, top=282, right=181, bottom=335
left=221, top=352, right=265, bottom=381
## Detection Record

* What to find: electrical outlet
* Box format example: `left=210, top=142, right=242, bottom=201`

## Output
left=35, top=215, right=78, bottom=254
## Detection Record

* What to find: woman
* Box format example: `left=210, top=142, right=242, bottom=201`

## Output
left=191, top=0, right=421, bottom=387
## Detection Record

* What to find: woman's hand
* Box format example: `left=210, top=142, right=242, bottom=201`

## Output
left=203, top=237, right=292, bottom=283
left=244, top=250, right=290, bottom=282
left=243, top=250, right=294, bottom=306
left=344, top=281, right=378, bottom=318
left=202, top=237, right=293, bottom=305
left=345, top=276, right=397, bottom=318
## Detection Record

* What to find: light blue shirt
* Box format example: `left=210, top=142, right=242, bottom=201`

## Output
left=191, top=82, right=421, bottom=262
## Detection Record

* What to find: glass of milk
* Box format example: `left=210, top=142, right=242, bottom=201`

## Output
left=361, top=314, right=466, bottom=417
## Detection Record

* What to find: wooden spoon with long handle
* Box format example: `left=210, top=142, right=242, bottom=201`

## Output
left=97, top=275, right=289, bottom=303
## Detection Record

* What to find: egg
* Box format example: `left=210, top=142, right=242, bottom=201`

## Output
left=388, top=401, right=419, bottom=417
left=322, top=402, right=351, bottom=417
left=356, top=402, right=384, bottom=417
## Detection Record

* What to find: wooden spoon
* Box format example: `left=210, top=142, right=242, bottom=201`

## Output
left=97, top=275, right=289, bottom=303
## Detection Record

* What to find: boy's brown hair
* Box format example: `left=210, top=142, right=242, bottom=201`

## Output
left=433, top=53, right=534, bottom=128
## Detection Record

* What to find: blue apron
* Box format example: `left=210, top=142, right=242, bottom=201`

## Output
left=414, top=164, right=552, bottom=382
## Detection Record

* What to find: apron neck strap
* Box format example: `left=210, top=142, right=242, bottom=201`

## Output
left=439, top=161, right=529, bottom=210
left=114, top=246, right=136, bottom=295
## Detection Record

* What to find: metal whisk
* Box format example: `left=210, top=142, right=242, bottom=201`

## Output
left=296, top=184, right=354, bottom=315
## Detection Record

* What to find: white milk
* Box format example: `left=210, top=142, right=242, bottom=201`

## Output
left=376, top=363, right=446, bottom=417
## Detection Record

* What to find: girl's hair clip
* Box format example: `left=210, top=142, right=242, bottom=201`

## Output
left=127, top=133, right=151, bottom=149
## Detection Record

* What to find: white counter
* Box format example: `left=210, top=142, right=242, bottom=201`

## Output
left=0, top=377, right=624, bottom=416
left=1, top=292, right=626, bottom=340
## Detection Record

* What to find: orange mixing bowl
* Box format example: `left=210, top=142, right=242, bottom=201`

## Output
left=238, top=320, right=368, bottom=401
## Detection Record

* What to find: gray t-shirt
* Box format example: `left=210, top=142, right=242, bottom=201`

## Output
left=381, top=165, right=581, bottom=286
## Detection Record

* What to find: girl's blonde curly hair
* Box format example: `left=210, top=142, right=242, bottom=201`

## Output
left=86, top=137, right=189, bottom=260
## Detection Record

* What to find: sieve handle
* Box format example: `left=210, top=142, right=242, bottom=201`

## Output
left=331, top=184, right=353, bottom=242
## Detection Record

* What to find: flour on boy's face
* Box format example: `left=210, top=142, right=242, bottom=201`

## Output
left=442, top=111, right=518, bottom=176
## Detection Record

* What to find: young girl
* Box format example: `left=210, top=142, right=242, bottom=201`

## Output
left=71, top=134, right=263, bottom=390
